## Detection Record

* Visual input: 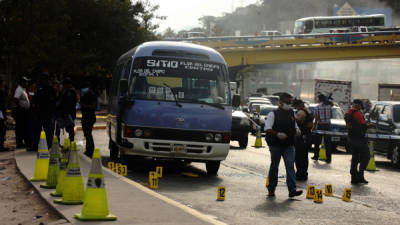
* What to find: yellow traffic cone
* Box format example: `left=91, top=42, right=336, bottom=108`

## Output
left=254, top=126, right=262, bottom=148
left=31, top=131, right=50, bottom=182
left=50, top=138, right=70, bottom=197
left=54, top=141, right=84, bottom=205
left=366, top=141, right=377, bottom=171
left=40, top=136, right=61, bottom=189
left=318, top=136, right=327, bottom=160
left=75, top=148, right=117, bottom=221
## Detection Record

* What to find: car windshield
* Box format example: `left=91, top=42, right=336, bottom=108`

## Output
left=129, top=57, right=230, bottom=104
left=393, top=105, right=400, bottom=122
left=260, top=107, right=277, bottom=115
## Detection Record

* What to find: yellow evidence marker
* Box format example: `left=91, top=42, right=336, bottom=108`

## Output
left=306, top=185, right=316, bottom=199
left=325, top=184, right=334, bottom=197
left=107, top=162, right=115, bottom=171
left=115, top=163, right=121, bottom=173
left=156, top=166, right=163, bottom=178
left=342, top=188, right=352, bottom=202
left=148, top=171, right=158, bottom=189
left=119, top=165, right=128, bottom=176
left=217, top=186, right=226, bottom=201
left=313, top=189, right=323, bottom=203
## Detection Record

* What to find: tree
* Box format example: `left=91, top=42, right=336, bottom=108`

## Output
left=0, top=0, right=159, bottom=79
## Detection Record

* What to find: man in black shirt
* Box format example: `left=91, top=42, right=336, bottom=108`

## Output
left=58, top=77, right=77, bottom=142
left=80, top=84, right=97, bottom=157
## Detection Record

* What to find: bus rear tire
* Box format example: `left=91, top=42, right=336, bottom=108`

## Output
left=206, top=161, right=220, bottom=176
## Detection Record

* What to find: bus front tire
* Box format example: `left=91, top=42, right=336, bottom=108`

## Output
left=206, top=161, right=220, bottom=176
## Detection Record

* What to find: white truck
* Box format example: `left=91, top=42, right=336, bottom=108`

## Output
left=299, top=79, right=352, bottom=112
left=378, top=84, right=400, bottom=101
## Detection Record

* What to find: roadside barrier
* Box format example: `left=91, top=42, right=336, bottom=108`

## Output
left=366, top=141, right=377, bottom=171
left=54, top=141, right=84, bottom=205
left=31, top=131, right=50, bottom=182
left=75, top=148, right=117, bottom=221
left=51, top=138, right=70, bottom=197
left=314, top=130, right=400, bottom=140
left=318, top=136, right=327, bottom=160
left=40, top=136, right=61, bottom=189
left=254, top=126, right=263, bottom=148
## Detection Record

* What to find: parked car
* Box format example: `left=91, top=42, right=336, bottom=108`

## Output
left=250, top=105, right=278, bottom=134
left=367, top=101, right=400, bottom=168
left=231, top=107, right=251, bottom=149
left=308, top=104, right=350, bottom=153
left=265, top=95, right=280, bottom=106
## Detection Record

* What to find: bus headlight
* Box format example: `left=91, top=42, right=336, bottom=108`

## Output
left=135, top=129, right=143, bottom=137
left=205, top=133, right=214, bottom=142
left=214, top=134, right=222, bottom=142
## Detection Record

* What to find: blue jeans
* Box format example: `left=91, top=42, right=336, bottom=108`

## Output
left=267, top=145, right=297, bottom=193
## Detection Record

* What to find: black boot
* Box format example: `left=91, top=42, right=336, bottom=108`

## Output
left=351, top=175, right=361, bottom=184
left=359, top=171, right=368, bottom=184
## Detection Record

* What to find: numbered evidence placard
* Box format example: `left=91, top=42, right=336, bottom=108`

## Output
left=325, top=184, right=334, bottom=197
left=342, top=188, right=352, bottom=202
left=306, top=185, right=316, bottom=199
left=217, top=186, right=226, bottom=201
left=313, top=189, right=323, bottom=203
left=107, top=162, right=128, bottom=176
left=148, top=171, right=158, bottom=189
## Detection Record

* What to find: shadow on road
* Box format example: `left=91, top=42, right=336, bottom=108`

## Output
left=375, top=160, right=400, bottom=172
left=254, top=198, right=297, bottom=216
left=101, top=156, right=223, bottom=192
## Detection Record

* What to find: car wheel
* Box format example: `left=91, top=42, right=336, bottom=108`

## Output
left=206, top=161, right=221, bottom=176
left=391, top=144, right=400, bottom=168
left=238, top=135, right=248, bottom=149
left=109, top=140, right=119, bottom=161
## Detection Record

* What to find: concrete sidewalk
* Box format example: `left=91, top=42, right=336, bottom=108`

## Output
left=15, top=150, right=225, bottom=225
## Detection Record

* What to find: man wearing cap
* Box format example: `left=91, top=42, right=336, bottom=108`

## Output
left=264, top=93, right=303, bottom=198
left=346, top=99, right=369, bottom=184
left=293, top=99, right=313, bottom=181
left=13, top=76, right=30, bottom=148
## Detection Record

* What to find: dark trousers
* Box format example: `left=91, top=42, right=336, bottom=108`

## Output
left=82, top=119, right=95, bottom=157
left=295, top=135, right=309, bottom=178
left=349, top=138, right=370, bottom=177
left=313, top=123, right=332, bottom=161
left=14, top=108, right=29, bottom=147
left=0, top=118, right=6, bottom=148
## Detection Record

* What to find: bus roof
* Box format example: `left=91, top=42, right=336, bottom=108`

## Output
left=296, top=14, right=385, bottom=21
left=118, top=41, right=226, bottom=64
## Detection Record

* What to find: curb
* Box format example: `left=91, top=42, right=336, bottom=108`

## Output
left=13, top=150, right=72, bottom=225
left=74, top=125, right=106, bottom=132
left=79, top=152, right=227, bottom=225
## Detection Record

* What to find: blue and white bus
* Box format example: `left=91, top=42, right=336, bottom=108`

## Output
left=293, top=14, right=386, bottom=34
left=108, top=41, right=238, bottom=175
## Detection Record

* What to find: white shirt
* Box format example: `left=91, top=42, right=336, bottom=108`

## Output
left=264, top=111, right=299, bottom=131
left=14, top=85, right=30, bottom=109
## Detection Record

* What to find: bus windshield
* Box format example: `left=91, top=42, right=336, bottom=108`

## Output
left=129, top=57, right=230, bottom=105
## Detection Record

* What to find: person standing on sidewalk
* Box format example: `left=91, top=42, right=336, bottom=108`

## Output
left=0, top=78, right=9, bottom=151
left=312, top=94, right=333, bottom=163
left=293, top=99, right=313, bottom=181
left=346, top=99, right=369, bottom=184
left=80, top=84, right=97, bottom=157
left=58, top=77, right=77, bottom=142
left=264, top=93, right=303, bottom=198
left=13, top=76, right=30, bottom=149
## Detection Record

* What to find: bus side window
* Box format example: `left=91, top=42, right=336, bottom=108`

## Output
left=304, top=20, right=313, bottom=33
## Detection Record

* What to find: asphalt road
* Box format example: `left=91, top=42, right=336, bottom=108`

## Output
left=75, top=129, right=400, bottom=225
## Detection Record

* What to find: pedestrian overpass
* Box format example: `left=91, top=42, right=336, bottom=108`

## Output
left=181, top=31, right=400, bottom=67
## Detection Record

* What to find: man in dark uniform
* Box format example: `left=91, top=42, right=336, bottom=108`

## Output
left=0, top=78, right=9, bottom=151
left=346, top=99, right=369, bottom=184
left=33, top=74, right=57, bottom=148
left=80, top=84, right=97, bottom=157
left=293, top=99, right=313, bottom=181
left=58, top=77, right=77, bottom=142
left=264, top=93, right=303, bottom=198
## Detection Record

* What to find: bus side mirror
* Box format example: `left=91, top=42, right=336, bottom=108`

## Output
left=119, top=79, right=128, bottom=94
left=232, top=94, right=241, bottom=108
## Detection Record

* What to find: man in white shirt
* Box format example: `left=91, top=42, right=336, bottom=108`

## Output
left=13, top=76, right=30, bottom=148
